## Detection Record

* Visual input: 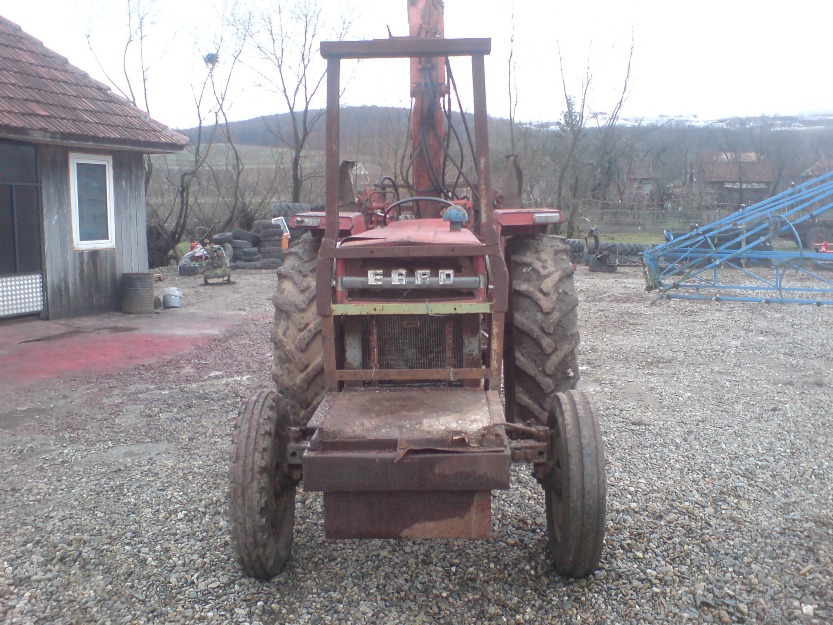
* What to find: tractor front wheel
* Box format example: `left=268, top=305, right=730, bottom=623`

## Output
left=229, top=390, right=296, bottom=579
left=543, top=390, right=606, bottom=578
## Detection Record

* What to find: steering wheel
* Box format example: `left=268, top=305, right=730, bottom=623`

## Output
left=382, top=196, right=456, bottom=225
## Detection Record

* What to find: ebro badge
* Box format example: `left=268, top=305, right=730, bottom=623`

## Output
left=367, top=269, right=455, bottom=285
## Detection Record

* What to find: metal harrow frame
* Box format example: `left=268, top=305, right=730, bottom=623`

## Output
left=642, top=171, right=833, bottom=305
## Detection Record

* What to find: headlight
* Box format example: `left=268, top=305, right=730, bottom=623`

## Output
left=532, top=212, right=563, bottom=224
left=292, top=216, right=321, bottom=227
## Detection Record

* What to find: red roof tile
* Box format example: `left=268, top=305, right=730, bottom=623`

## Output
left=0, top=16, right=187, bottom=152
left=700, top=161, right=776, bottom=183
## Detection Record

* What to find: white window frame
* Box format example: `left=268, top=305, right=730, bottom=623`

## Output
left=69, top=153, right=115, bottom=251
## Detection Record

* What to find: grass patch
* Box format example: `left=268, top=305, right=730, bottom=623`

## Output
left=591, top=232, right=664, bottom=245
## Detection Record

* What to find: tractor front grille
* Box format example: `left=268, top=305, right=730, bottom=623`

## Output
left=361, top=314, right=463, bottom=370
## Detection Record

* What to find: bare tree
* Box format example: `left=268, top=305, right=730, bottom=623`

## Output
left=97, top=1, right=258, bottom=264
left=86, top=0, right=160, bottom=198
left=199, top=22, right=286, bottom=233
left=248, top=0, right=351, bottom=203
left=553, top=40, right=634, bottom=236
left=507, top=7, right=518, bottom=155
left=86, top=0, right=247, bottom=264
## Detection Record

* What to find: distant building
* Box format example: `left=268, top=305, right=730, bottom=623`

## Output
left=0, top=16, right=187, bottom=319
left=692, top=152, right=777, bottom=208
left=622, top=167, right=661, bottom=204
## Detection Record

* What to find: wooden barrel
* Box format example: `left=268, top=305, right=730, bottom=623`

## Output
left=120, top=272, right=154, bottom=314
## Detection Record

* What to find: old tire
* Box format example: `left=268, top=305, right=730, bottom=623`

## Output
left=566, top=239, right=585, bottom=263
left=252, top=219, right=275, bottom=231
left=232, top=228, right=261, bottom=246
left=229, top=390, right=296, bottom=580
left=504, top=235, right=580, bottom=425
left=612, top=242, right=646, bottom=257
left=211, top=232, right=234, bottom=245
left=806, top=225, right=832, bottom=248
left=544, top=390, right=606, bottom=578
left=259, top=227, right=285, bottom=238
left=272, top=236, right=324, bottom=424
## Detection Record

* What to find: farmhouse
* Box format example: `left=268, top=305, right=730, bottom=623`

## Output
left=692, top=152, right=778, bottom=208
left=0, top=16, right=187, bottom=320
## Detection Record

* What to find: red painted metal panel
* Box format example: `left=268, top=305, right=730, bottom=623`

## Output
left=322, top=490, right=492, bottom=538
left=340, top=219, right=482, bottom=247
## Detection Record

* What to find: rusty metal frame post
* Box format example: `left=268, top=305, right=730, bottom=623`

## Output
left=323, top=56, right=341, bottom=247
left=319, top=56, right=341, bottom=391
left=471, top=51, right=508, bottom=326
left=471, top=53, right=493, bottom=246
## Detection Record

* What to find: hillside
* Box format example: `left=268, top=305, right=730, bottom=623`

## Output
left=180, top=107, right=833, bottom=149
left=179, top=106, right=412, bottom=152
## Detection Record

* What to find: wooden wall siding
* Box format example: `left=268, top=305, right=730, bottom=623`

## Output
left=113, top=151, right=149, bottom=273
left=39, top=146, right=149, bottom=319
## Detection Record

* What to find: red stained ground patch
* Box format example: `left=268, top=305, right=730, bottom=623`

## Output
left=0, top=333, right=211, bottom=387
left=0, top=312, right=241, bottom=391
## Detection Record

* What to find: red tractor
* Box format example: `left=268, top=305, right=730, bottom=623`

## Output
left=229, top=1, right=606, bottom=580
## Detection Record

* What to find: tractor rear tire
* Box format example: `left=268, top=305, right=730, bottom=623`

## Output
left=544, top=390, right=606, bottom=578
left=504, top=235, right=580, bottom=425
left=229, top=390, right=296, bottom=579
left=272, top=235, right=324, bottom=424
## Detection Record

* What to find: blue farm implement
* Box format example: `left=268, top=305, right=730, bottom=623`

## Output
left=642, top=170, right=833, bottom=305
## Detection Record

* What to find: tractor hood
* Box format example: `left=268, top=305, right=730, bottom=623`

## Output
left=339, top=219, right=482, bottom=248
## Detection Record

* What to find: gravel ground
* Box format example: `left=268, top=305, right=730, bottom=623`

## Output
left=1, top=265, right=831, bottom=624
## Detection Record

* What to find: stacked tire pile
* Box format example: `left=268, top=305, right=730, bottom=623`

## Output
left=206, top=203, right=323, bottom=271
left=210, top=228, right=283, bottom=270
left=251, top=220, right=285, bottom=268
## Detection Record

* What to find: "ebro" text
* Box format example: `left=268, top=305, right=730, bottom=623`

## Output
left=367, top=269, right=455, bottom=285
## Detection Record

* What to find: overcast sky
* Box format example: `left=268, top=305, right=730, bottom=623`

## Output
left=2, top=0, right=830, bottom=129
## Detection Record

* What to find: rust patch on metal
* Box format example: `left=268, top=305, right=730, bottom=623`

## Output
left=323, top=490, right=491, bottom=539
left=317, top=388, right=495, bottom=442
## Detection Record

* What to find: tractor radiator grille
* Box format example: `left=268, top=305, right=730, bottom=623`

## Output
left=361, top=314, right=463, bottom=370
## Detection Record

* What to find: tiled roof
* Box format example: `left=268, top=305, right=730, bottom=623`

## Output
left=699, top=151, right=759, bottom=163
left=700, top=161, right=776, bottom=183
left=0, top=16, right=187, bottom=152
